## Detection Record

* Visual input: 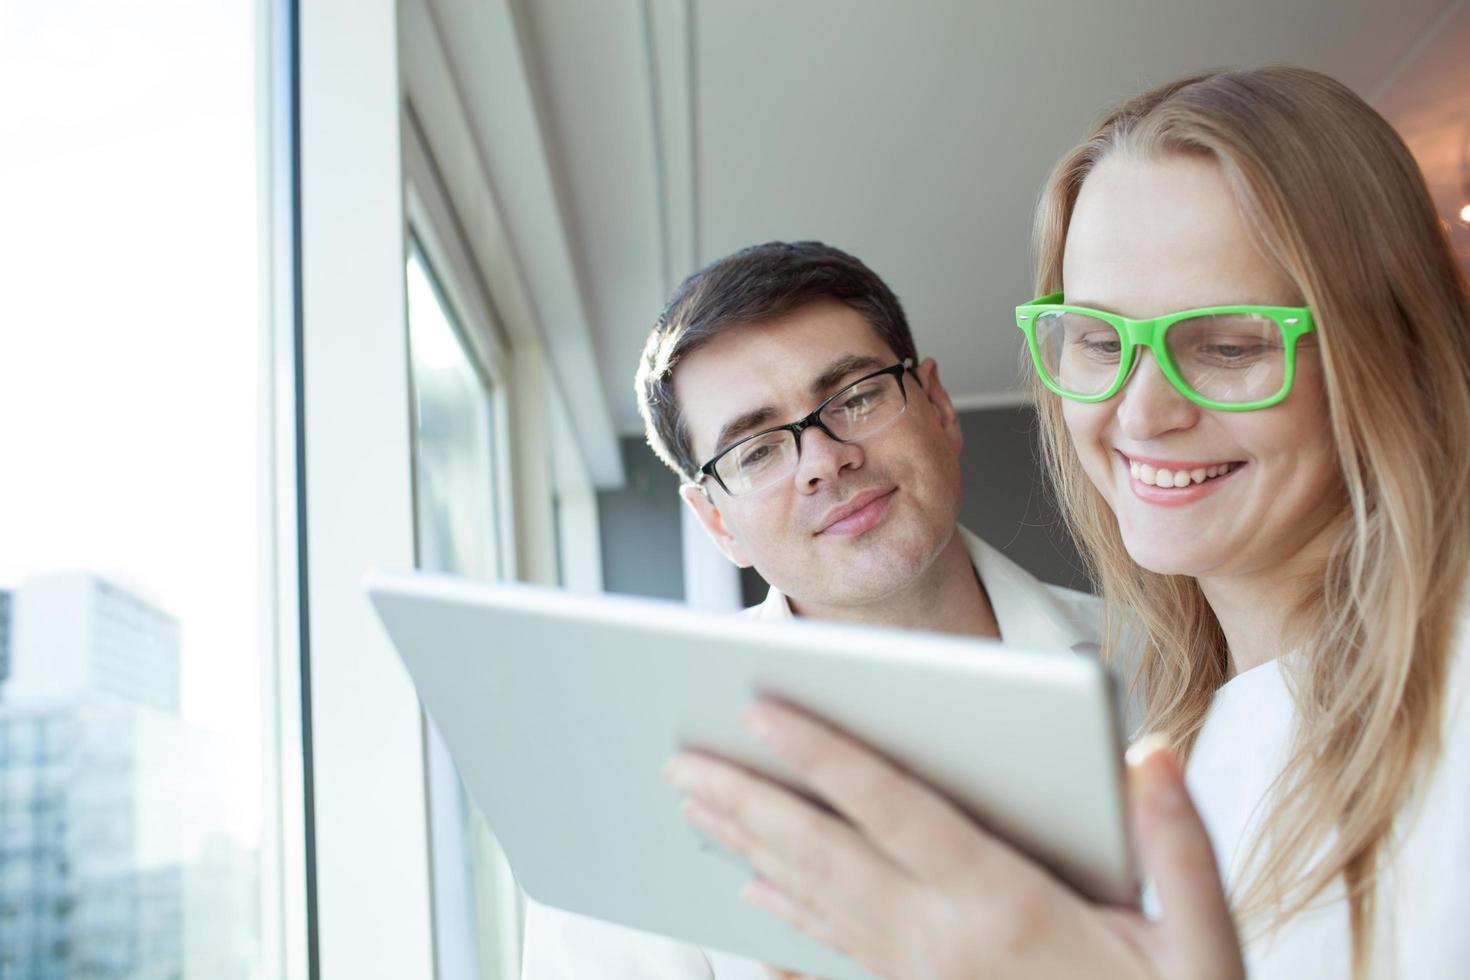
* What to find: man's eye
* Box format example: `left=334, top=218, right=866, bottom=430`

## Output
left=740, top=444, right=774, bottom=466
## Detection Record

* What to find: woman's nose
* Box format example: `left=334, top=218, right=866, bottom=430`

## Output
left=1115, top=350, right=1200, bottom=441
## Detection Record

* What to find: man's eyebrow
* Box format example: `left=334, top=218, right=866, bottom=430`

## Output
left=706, top=354, right=888, bottom=460
left=811, top=354, right=886, bottom=396
left=711, top=406, right=779, bottom=459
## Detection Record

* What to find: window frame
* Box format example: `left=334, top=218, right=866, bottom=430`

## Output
left=259, top=0, right=310, bottom=977
left=403, top=113, right=525, bottom=980
left=297, top=0, right=618, bottom=976
left=297, top=1, right=437, bottom=977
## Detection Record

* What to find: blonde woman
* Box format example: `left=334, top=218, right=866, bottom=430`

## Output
left=664, top=67, right=1470, bottom=978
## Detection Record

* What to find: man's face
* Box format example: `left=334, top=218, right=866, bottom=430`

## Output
left=674, top=299, right=965, bottom=611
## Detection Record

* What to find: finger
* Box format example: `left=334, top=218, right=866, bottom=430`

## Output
left=761, top=967, right=803, bottom=980
left=761, top=966, right=826, bottom=980
left=667, top=751, right=903, bottom=929
left=744, top=877, right=843, bottom=956
left=1127, top=736, right=1243, bottom=980
left=741, top=700, right=1031, bottom=893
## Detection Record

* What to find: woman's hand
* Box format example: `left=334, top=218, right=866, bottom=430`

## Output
left=664, top=702, right=1243, bottom=980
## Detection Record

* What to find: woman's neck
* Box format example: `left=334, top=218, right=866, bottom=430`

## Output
left=1198, top=520, right=1341, bottom=677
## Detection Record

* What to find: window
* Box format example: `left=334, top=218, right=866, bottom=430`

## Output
left=1, top=2, right=296, bottom=978
left=407, top=240, right=503, bottom=581
left=406, top=222, right=523, bottom=980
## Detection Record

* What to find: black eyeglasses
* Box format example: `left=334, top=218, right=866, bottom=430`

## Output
left=696, top=360, right=915, bottom=497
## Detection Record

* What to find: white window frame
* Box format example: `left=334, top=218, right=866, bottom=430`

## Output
left=403, top=107, right=527, bottom=980
left=299, top=1, right=617, bottom=976
left=298, top=2, right=436, bottom=977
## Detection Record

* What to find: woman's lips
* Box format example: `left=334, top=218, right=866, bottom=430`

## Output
left=818, top=488, right=897, bottom=537
left=1123, top=456, right=1246, bottom=507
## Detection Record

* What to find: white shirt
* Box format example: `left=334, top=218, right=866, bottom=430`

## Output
left=1151, top=612, right=1470, bottom=978
left=521, top=527, right=1102, bottom=980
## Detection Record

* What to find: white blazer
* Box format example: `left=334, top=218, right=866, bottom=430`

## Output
left=519, top=527, right=1102, bottom=980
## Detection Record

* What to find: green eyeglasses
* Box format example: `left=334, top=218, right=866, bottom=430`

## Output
left=1015, top=292, right=1317, bottom=411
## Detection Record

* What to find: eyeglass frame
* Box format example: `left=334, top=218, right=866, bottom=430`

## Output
left=693, top=359, right=917, bottom=497
left=1014, top=292, right=1317, bottom=412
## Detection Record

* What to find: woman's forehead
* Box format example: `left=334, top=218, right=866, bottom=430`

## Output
left=1062, top=153, right=1296, bottom=315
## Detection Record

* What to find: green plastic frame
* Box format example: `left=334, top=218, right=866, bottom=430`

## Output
left=1014, top=292, right=1317, bottom=411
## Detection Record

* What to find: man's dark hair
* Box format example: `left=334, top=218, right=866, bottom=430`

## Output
left=635, top=240, right=917, bottom=483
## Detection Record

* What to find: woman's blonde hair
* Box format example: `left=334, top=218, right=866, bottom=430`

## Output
left=1030, top=67, right=1470, bottom=967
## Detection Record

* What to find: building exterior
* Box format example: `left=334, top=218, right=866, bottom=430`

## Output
left=0, top=574, right=252, bottom=980
left=4, top=574, right=180, bottom=713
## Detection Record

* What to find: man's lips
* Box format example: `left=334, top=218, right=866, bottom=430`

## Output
left=815, top=487, right=897, bottom=536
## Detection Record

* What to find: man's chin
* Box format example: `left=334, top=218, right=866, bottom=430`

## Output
left=812, top=523, right=940, bottom=597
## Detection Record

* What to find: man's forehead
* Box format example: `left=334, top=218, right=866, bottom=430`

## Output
left=672, top=303, right=897, bottom=460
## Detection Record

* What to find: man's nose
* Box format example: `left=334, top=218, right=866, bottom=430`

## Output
left=1115, top=350, right=1199, bottom=442
left=792, top=424, right=864, bottom=492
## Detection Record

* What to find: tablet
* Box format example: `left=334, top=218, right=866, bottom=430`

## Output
left=366, top=570, right=1134, bottom=980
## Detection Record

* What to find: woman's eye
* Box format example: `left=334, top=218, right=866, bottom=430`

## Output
left=1198, top=338, right=1278, bottom=361
left=1075, top=334, right=1121, bottom=356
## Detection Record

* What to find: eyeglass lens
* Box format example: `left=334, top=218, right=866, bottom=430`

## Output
left=714, top=372, right=906, bottom=495
left=1034, top=311, right=1287, bottom=403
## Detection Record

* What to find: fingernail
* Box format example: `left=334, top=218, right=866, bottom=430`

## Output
left=1124, top=732, right=1170, bottom=769
left=1129, top=736, right=1187, bottom=815
left=681, top=797, right=720, bottom=834
left=663, top=756, right=703, bottom=792
left=740, top=704, right=777, bottom=746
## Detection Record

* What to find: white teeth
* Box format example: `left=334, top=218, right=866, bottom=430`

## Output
left=1129, top=459, right=1238, bottom=488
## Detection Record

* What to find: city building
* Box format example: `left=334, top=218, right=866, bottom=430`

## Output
left=5, top=574, right=180, bottom=714
left=0, top=574, right=251, bottom=980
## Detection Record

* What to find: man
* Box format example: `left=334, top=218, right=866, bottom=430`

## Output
left=521, top=241, right=1099, bottom=979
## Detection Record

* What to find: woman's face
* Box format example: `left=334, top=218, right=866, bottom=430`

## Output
left=1060, top=151, right=1340, bottom=580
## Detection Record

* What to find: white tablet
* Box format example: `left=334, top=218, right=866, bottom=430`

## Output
left=366, top=570, right=1134, bottom=980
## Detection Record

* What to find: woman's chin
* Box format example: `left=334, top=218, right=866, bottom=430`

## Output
left=1118, top=538, right=1217, bottom=579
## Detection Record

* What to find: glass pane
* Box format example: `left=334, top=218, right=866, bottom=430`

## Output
left=407, top=243, right=500, bottom=580
left=1034, top=310, right=1123, bottom=396
left=406, top=240, right=521, bottom=979
left=0, top=3, right=276, bottom=978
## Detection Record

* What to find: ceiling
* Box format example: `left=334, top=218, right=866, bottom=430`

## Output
left=464, top=0, right=1470, bottom=435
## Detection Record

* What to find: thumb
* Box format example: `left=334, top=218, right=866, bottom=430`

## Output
left=1127, top=735, right=1243, bottom=980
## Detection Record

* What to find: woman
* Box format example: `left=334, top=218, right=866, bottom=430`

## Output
left=664, top=67, right=1470, bottom=978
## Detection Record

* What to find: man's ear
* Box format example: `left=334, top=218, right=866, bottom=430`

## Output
left=914, top=357, right=963, bottom=455
left=679, top=483, right=753, bottom=568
